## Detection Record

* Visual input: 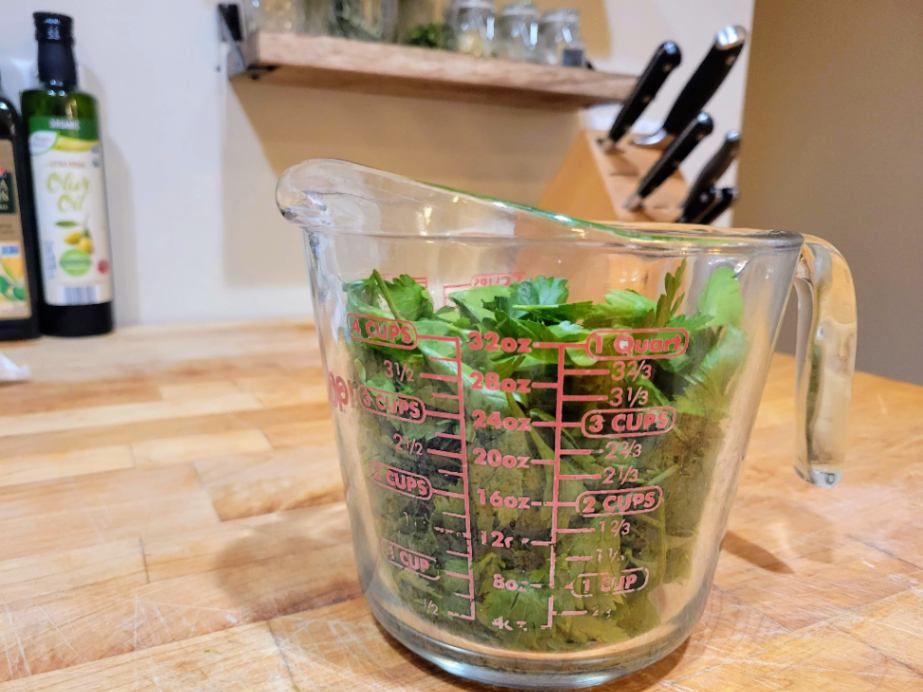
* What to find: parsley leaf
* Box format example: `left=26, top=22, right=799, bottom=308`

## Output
left=341, top=263, right=747, bottom=652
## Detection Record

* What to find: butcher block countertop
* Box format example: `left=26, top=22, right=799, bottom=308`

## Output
left=0, top=321, right=920, bottom=690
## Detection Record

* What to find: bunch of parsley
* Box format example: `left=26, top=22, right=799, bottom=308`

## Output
left=342, top=262, right=746, bottom=650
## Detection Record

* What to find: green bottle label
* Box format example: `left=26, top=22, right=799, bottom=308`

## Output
left=0, top=140, right=32, bottom=320
left=29, top=116, right=112, bottom=306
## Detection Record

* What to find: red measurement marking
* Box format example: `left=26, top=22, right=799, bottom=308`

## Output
left=602, top=465, right=640, bottom=485
left=347, top=313, right=417, bottom=349
left=472, top=447, right=530, bottom=469
left=382, top=538, right=439, bottom=580
left=549, top=349, right=565, bottom=588
left=428, top=448, right=464, bottom=460
left=564, top=368, right=609, bottom=376
left=585, top=327, right=689, bottom=361
left=581, top=406, right=676, bottom=438
left=435, top=432, right=462, bottom=440
left=561, top=393, right=610, bottom=402
left=542, top=596, right=554, bottom=630
left=449, top=604, right=476, bottom=621
left=476, top=489, right=534, bottom=510
left=532, top=420, right=582, bottom=430
left=471, top=410, right=531, bottom=431
left=604, top=440, right=643, bottom=459
left=327, top=372, right=351, bottom=411
left=559, top=473, right=601, bottom=481
left=560, top=448, right=594, bottom=455
left=426, top=409, right=461, bottom=420
left=469, top=371, right=533, bottom=394
left=381, top=273, right=429, bottom=287
left=575, top=486, right=664, bottom=517
left=443, top=272, right=524, bottom=300
left=433, top=488, right=466, bottom=499
left=370, top=460, right=433, bottom=500
left=421, top=372, right=456, bottom=382
left=359, top=385, right=426, bottom=423
left=567, top=567, right=649, bottom=597
left=532, top=341, right=589, bottom=349
left=466, top=331, right=534, bottom=354
left=383, top=359, right=414, bottom=382
left=560, top=610, right=589, bottom=616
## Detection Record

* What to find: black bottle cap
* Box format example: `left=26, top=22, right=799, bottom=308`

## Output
left=34, top=12, right=74, bottom=44
left=34, top=13, right=77, bottom=88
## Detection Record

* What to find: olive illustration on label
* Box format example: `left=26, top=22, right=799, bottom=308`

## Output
left=58, top=219, right=93, bottom=255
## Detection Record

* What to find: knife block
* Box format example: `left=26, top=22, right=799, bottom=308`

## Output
left=539, top=129, right=688, bottom=222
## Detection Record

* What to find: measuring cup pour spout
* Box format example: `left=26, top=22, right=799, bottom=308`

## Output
left=275, top=159, right=353, bottom=229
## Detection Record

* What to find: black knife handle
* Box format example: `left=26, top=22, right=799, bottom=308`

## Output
left=662, top=26, right=746, bottom=138
left=606, top=41, right=682, bottom=144
left=684, top=130, right=741, bottom=208
left=677, top=186, right=718, bottom=223
left=699, top=187, right=738, bottom=224
left=636, top=112, right=714, bottom=201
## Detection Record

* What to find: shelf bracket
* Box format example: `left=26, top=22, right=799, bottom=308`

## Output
left=217, top=3, right=276, bottom=81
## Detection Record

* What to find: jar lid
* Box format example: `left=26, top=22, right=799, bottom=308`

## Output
left=540, top=8, right=579, bottom=23
left=501, top=2, right=540, bottom=19
left=455, top=0, right=494, bottom=10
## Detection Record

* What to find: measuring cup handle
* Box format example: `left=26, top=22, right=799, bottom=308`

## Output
left=792, top=235, right=857, bottom=487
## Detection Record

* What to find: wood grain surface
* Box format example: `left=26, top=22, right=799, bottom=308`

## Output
left=0, top=321, right=920, bottom=690
left=239, top=33, right=635, bottom=110
left=540, top=130, right=689, bottom=222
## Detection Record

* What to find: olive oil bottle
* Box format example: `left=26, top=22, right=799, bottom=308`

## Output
left=0, top=75, right=41, bottom=340
left=22, top=12, right=113, bottom=336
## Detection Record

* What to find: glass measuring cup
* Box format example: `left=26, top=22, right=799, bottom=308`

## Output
left=276, top=160, right=857, bottom=689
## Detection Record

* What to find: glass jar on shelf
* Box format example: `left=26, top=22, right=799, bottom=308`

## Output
left=242, top=0, right=306, bottom=33
left=449, top=0, right=495, bottom=57
left=303, top=0, right=330, bottom=34
left=494, top=2, right=539, bottom=62
left=329, top=0, right=399, bottom=42
left=399, top=0, right=448, bottom=47
left=537, top=8, right=585, bottom=66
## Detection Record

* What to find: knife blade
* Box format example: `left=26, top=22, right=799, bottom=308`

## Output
left=633, top=25, right=746, bottom=149
left=698, top=186, right=738, bottom=224
left=603, top=41, right=682, bottom=151
left=683, top=130, right=741, bottom=208
left=676, top=185, right=718, bottom=223
left=625, top=112, right=714, bottom=211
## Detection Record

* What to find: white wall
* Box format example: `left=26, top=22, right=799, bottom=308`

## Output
left=0, top=0, right=752, bottom=326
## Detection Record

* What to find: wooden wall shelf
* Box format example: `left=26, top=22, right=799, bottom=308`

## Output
left=229, top=32, right=636, bottom=110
